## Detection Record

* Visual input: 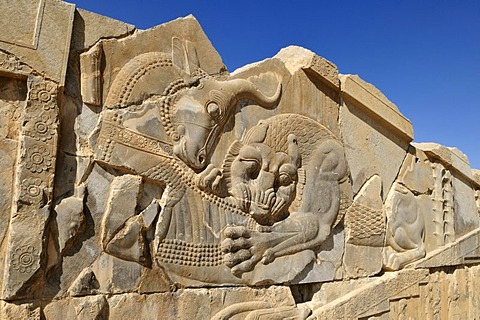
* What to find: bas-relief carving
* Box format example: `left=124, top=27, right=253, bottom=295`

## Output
left=2, top=8, right=480, bottom=319
left=1, top=75, right=59, bottom=299
left=382, top=147, right=476, bottom=270
left=343, top=174, right=385, bottom=277
left=77, top=35, right=350, bottom=285
left=383, top=182, right=427, bottom=271
left=475, top=189, right=480, bottom=217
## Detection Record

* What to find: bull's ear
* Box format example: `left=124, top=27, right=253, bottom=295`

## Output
left=172, top=37, right=186, bottom=73
left=243, top=121, right=269, bottom=144
left=172, top=37, right=201, bottom=77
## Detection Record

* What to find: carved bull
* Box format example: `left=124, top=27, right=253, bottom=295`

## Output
left=168, top=77, right=281, bottom=170
left=97, top=50, right=281, bottom=173
left=83, top=48, right=283, bottom=270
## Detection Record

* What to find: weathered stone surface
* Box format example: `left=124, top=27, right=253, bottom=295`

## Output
left=413, top=227, right=480, bottom=268
left=73, top=8, right=135, bottom=52
left=275, top=45, right=340, bottom=89
left=339, top=75, right=410, bottom=198
left=397, top=146, right=434, bottom=194
left=1, top=5, right=480, bottom=319
left=415, top=142, right=479, bottom=238
left=344, top=175, right=384, bottom=277
left=0, top=0, right=75, bottom=85
left=0, top=300, right=40, bottom=320
left=1, top=76, right=59, bottom=300
left=473, top=169, right=480, bottom=217
left=414, top=142, right=473, bottom=179
left=308, top=269, right=429, bottom=319
left=107, top=286, right=295, bottom=320
left=340, top=74, right=414, bottom=142
left=101, top=15, right=226, bottom=107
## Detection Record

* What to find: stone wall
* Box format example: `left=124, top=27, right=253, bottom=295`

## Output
left=0, top=1, right=479, bottom=319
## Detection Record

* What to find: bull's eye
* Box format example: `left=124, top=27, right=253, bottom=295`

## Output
left=207, top=102, right=221, bottom=120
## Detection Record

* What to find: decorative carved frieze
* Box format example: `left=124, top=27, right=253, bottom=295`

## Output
left=1, top=6, right=480, bottom=319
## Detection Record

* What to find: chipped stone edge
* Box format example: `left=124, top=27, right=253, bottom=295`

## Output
left=340, top=74, right=414, bottom=143
left=413, top=142, right=476, bottom=184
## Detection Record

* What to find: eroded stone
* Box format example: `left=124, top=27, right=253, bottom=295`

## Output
left=0, top=5, right=479, bottom=319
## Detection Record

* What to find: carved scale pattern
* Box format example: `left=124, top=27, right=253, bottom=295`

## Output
left=345, top=202, right=384, bottom=246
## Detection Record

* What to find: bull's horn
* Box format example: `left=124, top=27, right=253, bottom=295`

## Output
left=225, top=78, right=282, bottom=109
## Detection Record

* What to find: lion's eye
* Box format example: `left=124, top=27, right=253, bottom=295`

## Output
left=207, top=102, right=221, bottom=120
left=278, top=173, right=292, bottom=186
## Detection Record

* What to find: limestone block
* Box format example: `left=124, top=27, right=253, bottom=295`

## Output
left=451, top=174, right=478, bottom=236
left=228, top=58, right=293, bottom=146
left=0, top=300, right=40, bottom=320
left=68, top=267, right=100, bottom=296
left=412, top=227, right=480, bottom=268
left=101, top=175, right=142, bottom=242
left=274, top=45, right=340, bottom=89
left=474, top=169, right=480, bottom=216
left=107, top=286, right=295, bottom=320
left=0, top=0, right=75, bottom=85
left=272, top=46, right=341, bottom=136
left=76, top=7, right=136, bottom=106
left=43, top=296, right=107, bottom=320
left=101, top=15, right=226, bottom=106
left=396, top=146, right=434, bottom=194
left=55, top=184, right=86, bottom=254
left=0, top=87, right=24, bottom=140
left=417, top=194, right=437, bottom=252
left=414, top=142, right=473, bottom=179
left=74, top=295, right=108, bottom=320
left=344, top=175, right=385, bottom=278
left=383, top=183, right=426, bottom=271
left=80, top=43, right=103, bottom=107
left=0, top=52, right=31, bottom=76
left=339, top=77, right=410, bottom=198
left=308, top=269, right=429, bottom=319
left=415, top=142, right=479, bottom=238
left=88, top=253, right=144, bottom=295
left=415, top=266, right=480, bottom=319
left=309, top=276, right=377, bottom=308
left=340, top=74, right=414, bottom=142
left=0, top=140, right=17, bottom=283
left=345, top=175, right=385, bottom=246
left=307, top=266, right=480, bottom=319
left=57, top=164, right=114, bottom=297
left=473, top=169, right=480, bottom=185
left=292, top=224, right=345, bottom=284
left=2, top=77, right=59, bottom=300
left=72, top=8, right=135, bottom=52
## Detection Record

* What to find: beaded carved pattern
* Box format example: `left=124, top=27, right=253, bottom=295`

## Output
left=157, top=239, right=223, bottom=267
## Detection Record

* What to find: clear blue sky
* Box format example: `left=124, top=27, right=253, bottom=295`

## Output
left=71, top=1, right=480, bottom=169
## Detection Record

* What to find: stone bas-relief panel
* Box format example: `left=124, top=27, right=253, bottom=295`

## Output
left=1, top=3, right=480, bottom=319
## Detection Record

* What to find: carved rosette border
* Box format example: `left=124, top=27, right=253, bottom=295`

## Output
left=2, top=76, right=58, bottom=299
